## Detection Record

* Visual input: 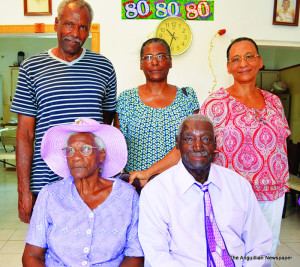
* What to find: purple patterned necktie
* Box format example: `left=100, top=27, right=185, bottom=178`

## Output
left=199, top=184, right=235, bottom=267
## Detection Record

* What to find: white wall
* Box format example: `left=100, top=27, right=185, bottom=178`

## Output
left=1, top=0, right=300, bottom=103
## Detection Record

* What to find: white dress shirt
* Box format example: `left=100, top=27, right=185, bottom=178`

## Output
left=138, top=160, right=272, bottom=267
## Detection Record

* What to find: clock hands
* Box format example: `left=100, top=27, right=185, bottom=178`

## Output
left=170, top=37, right=174, bottom=49
left=167, top=29, right=177, bottom=49
left=166, top=29, right=177, bottom=40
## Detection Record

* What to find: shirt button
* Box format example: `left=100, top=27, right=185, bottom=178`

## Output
left=82, top=261, right=87, bottom=266
left=86, top=229, right=92, bottom=235
left=89, top=213, right=94, bottom=218
left=83, top=247, right=89, bottom=253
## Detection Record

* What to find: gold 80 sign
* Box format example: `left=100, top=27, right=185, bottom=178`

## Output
left=155, top=17, right=193, bottom=56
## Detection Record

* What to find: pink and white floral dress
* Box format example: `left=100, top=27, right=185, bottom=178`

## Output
left=200, top=87, right=291, bottom=201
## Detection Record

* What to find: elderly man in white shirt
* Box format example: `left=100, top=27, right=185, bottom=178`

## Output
left=138, top=114, right=273, bottom=267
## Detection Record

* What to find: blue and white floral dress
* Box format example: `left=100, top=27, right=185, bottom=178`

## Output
left=117, top=86, right=199, bottom=173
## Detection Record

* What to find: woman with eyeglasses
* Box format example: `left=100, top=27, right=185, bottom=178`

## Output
left=22, top=118, right=144, bottom=266
left=114, top=38, right=199, bottom=186
left=200, top=37, right=290, bottom=264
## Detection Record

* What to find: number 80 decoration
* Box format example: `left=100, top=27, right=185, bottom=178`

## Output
left=122, top=0, right=214, bottom=21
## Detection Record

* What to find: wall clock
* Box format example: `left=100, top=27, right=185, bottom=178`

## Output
left=155, top=16, right=192, bottom=56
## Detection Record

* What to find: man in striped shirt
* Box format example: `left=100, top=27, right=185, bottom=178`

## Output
left=10, top=0, right=117, bottom=223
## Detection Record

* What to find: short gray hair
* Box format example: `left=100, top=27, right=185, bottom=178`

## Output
left=93, top=135, right=106, bottom=151
left=57, top=0, right=94, bottom=23
left=177, top=114, right=214, bottom=137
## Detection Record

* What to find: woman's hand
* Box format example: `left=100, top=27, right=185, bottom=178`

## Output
left=129, top=147, right=181, bottom=188
left=129, top=170, right=152, bottom=187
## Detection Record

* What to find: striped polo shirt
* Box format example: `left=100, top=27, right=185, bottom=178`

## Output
left=10, top=48, right=117, bottom=193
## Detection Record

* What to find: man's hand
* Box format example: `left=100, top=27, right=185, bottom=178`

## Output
left=18, top=190, right=36, bottom=223
left=16, top=114, right=36, bottom=224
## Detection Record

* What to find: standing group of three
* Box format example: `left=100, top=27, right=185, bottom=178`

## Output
left=12, top=0, right=290, bottom=266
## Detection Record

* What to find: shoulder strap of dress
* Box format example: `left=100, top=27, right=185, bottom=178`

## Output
left=181, top=87, right=188, bottom=96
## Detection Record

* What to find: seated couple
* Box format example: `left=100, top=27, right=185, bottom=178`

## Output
left=23, top=116, right=272, bottom=267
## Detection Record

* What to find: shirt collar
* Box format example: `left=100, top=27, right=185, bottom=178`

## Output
left=48, top=48, right=86, bottom=66
left=176, top=160, right=222, bottom=195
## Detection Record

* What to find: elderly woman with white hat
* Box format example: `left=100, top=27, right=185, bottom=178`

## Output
left=22, top=118, right=144, bottom=267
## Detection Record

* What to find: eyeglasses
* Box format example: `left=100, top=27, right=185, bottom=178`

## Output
left=62, top=145, right=98, bottom=157
left=228, top=54, right=260, bottom=64
left=141, top=54, right=170, bottom=62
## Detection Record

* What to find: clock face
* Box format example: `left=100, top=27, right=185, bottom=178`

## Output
left=155, top=17, right=192, bottom=56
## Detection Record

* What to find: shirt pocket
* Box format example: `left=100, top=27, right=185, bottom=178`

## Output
left=216, top=211, right=245, bottom=240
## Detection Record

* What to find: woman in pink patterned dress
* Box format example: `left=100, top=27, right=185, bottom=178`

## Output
left=200, top=37, right=290, bottom=261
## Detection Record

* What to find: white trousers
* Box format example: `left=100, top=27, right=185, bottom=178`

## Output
left=259, top=195, right=285, bottom=266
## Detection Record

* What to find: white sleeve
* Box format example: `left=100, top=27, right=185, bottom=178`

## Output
left=138, top=187, right=184, bottom=267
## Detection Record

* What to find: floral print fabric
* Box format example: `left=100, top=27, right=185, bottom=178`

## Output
left=117, top=86, right=199, bottom=173
left=25, top=177, right=143, bottom=266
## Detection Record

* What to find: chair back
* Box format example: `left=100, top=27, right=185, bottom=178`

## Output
left=1, top=128, right=17, bottom=151
left=287, top=140, right=300, bottom=175
left=118, top=174, right=142, bottom=195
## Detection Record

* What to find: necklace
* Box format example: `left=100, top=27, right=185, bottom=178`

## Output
left=227, top=87, right=267, bottom=125
left=253, top=110, right=266, bottom=125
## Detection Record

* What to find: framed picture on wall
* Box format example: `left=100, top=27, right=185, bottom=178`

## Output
left=273, top=0, right=299, bottom=26
left=24, top=0, right=52, bottom=16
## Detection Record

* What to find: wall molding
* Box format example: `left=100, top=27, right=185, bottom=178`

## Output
left=0, top=23, right=100, bottom=53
